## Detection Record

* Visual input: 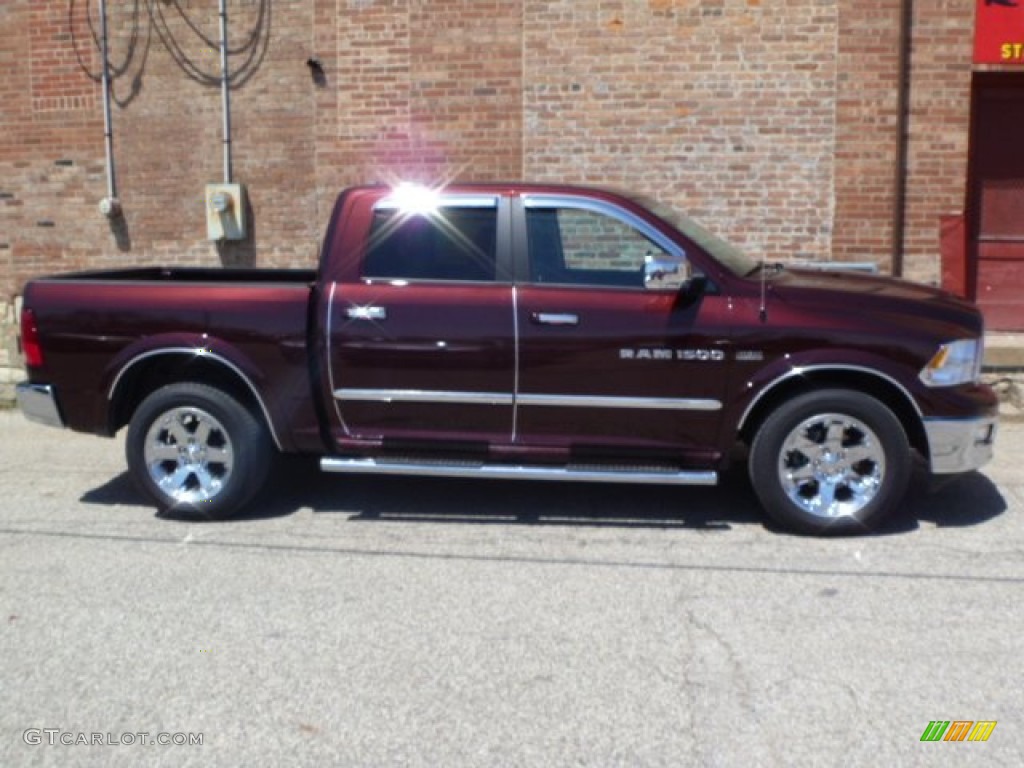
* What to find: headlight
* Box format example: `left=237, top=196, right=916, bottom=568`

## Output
left=919, top=339, right=983, bottom=387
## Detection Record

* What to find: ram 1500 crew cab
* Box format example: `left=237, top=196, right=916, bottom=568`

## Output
left=16, top=183, right=998, bottom=534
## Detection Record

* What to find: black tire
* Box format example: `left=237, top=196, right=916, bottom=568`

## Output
left=748, top=389, right=911, bottom=535
left=126, top=382, right=272, bottom=520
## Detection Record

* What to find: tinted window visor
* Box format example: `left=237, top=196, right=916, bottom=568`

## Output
left=366, top=197, right=499, bottom=283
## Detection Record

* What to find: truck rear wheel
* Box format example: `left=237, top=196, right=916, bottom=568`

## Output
left=126, top=382, right=271, bottom=519
left=749, top=389, right=911, bottom=535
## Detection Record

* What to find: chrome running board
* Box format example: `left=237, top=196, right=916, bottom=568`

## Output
left=320, top=457, right=718, bottom=486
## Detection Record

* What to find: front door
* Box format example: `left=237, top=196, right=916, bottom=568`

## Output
left=328, top=194, right=516, bottom=445
left=514, top=195, right=734, bottom=466
left=969, top=75, right=1024, bottom=330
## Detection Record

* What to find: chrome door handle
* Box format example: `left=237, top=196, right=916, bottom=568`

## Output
left=345, top=306, right=387, bottom=321
left=532, top=312, right=579, bottom=326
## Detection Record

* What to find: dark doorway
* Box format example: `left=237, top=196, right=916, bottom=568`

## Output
left=968, top=74, right=1024, bottom=331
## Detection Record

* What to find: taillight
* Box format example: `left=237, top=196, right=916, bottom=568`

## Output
left=20, top=308, right=44, bottom=368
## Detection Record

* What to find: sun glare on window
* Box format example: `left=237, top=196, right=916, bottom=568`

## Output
left=389, top=182, right=442, bottom=216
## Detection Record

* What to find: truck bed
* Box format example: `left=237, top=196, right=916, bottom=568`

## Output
left=21, top=267, right=321, bottom=452
left=35, top=266, right=317, bottom=285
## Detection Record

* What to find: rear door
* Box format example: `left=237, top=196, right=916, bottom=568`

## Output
left=514, top=194, right=734, bottom=465
left=327, top=193, right=516, bottom=445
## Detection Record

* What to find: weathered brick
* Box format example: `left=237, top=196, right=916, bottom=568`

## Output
left=0, top=0, right=998, bottom=305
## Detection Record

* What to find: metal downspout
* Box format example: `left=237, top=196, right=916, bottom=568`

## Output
left=219, top=0, right=233, bottom=184
left=98, top=0, right=119, bottom=212
left=892, top=0, right=913, bottom=278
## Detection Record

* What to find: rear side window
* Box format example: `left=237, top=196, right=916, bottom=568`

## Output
left=364, top=206, right=498, bottom=282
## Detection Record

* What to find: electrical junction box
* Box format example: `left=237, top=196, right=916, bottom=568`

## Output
left=205, top=183, right=246, bottom=241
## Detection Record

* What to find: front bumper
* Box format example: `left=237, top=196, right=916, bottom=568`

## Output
left=15, top=382, right=65, bottom=429
left=924, top=417, right=998, bottom=474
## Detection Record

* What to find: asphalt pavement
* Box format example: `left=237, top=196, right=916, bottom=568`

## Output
left=1, top=410, right=1022, bottom=767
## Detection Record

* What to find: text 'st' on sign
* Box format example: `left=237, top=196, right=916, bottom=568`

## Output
left=975, top=0, right=1024, bottom=64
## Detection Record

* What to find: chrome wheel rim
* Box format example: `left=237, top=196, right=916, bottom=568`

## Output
left=777, top=412, right=885, bottom=519
left=144, top=407, right=234, bottom=505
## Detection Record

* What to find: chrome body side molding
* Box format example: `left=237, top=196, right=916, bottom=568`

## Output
left=517, top=394, right=722, bottom=411
left=336, top=389, right=515, bottom=406
left=333, top=388, right=721, bottom=412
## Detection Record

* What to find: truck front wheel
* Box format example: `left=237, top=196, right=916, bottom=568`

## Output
left=749, top=389, right=911, bottom=535
left=126, top=383, right=271, bottom=519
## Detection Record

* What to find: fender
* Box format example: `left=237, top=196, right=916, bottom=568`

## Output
left=732, top=347, right=924, bottom=434
left=103, top=334, right=284, bottom=451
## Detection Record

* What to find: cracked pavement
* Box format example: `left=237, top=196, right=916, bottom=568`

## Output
left=1, top=411, right=1022, bottom=766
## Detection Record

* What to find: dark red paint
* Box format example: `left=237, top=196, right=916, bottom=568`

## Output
left=20, top=184, right=998, bottom=471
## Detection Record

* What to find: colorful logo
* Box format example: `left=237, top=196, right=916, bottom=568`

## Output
left=920, top=721, right=997, bottom=742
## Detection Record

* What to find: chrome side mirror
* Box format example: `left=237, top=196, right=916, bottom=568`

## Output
left=644, top=253, right=690, bottom=291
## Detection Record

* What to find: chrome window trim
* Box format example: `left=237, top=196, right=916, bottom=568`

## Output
left=107, top=347, right=284, bottom=451
left=522, top=194, right=684, bottom=258
left=373, top=194, right=500, bottom=211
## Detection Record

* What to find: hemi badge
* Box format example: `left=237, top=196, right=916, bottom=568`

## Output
left=736, top=350, right=764, bottom=362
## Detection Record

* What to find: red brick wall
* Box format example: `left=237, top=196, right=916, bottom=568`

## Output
left=524, top=0, right=841, bottom=264
left=329, top=0, right=523, bottom=186
left=901, top=0, right=975, bottom=284
left=1, top=0, right=104, bottom=298
left=0, top=0, right=982, bottom=304
left=833, top=0, right=903, bottom=269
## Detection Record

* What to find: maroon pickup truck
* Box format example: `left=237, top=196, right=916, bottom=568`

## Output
left=16, top=183, right=998, bottom=534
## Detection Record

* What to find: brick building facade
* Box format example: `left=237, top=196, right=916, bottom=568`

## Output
left=1, top=1, right=1021, bottom=389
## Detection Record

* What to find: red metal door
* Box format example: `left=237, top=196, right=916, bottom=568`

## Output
left=970, top=78, right=1024, bottom=330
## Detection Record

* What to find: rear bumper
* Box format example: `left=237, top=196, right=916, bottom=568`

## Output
left=15, top=382, right=65, bottom=429
left=924, top=417, right=997, bottom=474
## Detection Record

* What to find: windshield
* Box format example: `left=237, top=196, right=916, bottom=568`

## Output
left=625, top=193, right=759, bottom=278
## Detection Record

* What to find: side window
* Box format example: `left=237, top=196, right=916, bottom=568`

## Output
left=364, top=205, right=498, bottom=282
left=527, top=205, right=675, bottom=288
